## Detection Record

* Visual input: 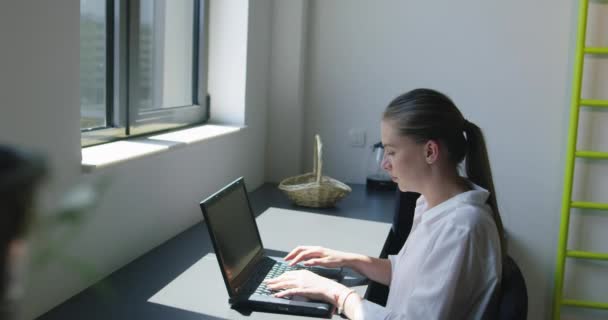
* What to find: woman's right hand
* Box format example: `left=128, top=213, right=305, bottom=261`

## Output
left=284, top=246, right=352, bottom=268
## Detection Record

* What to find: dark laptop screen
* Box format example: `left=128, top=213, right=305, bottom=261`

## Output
left=203, top=180, right=262, bottom=285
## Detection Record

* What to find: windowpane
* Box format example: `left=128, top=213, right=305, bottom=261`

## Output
left=80, top=0, right=107, bottom=130
left=81, top=0, right=208, bottom=146
left=132, top=0, right=194, bottom=119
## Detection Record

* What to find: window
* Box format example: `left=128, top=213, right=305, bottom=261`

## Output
left=80, top=0, right=209, bottom=147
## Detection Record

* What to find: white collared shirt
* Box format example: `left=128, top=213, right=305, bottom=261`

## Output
left=355, top=183, right=502, bottom=320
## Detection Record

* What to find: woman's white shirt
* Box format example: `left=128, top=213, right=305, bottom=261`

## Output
left=355, top=183, right=502, bottom=320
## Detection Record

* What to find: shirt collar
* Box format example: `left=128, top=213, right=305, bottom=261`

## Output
left=415, top=181, right=490, bottom=222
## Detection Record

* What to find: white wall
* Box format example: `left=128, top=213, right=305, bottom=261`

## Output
left=0, top=0, right=272, bottom=318
left=266, top=0, right=608, bottom=319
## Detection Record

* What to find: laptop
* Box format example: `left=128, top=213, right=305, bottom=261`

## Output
left=199, top=177, right=343, bottom=317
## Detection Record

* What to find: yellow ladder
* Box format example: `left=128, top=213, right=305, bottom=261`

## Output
left=552, top=0, right=608, bottom=318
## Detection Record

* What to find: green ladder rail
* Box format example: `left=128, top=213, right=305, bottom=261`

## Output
left=552, top=0, right=608, bottom=318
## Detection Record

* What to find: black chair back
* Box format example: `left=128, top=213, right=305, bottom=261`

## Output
left=364, top=190, right=418, bottom=305
left=498, top=256, right=528, bottom=320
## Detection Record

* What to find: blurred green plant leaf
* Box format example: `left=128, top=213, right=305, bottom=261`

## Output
left=30, top=177, right=111, bottom=294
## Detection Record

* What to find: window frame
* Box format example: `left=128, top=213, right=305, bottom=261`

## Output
left=81, top=0, right=209, bottom=147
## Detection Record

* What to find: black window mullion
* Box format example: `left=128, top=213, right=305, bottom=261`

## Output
left=105, top=0, right=115, bottom=128
left=192, top=0, right=200, bottom=105
left=125, top=0, right=139, bottom=136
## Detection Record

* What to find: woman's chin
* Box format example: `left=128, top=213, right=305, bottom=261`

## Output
left=397, top=182, right=408, bottom=192
left=396, top=181, right=415, bottom=193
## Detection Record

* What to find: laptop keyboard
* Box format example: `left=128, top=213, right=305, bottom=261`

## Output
left=253, top=261, right=312, bottom=299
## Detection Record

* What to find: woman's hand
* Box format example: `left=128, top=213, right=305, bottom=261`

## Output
left=264, top=270, right=348, bottom=304
left=284, top=246, right=352, bottom=268
left=286, top=245, right=393, bottom=286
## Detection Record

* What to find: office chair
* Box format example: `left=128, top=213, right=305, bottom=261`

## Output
left=497, top=255, right=528, bottom=320
left=364, top=190, right=418, bottom=306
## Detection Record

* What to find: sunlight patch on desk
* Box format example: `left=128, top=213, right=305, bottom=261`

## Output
left=148, top=253, right=232, bottom=318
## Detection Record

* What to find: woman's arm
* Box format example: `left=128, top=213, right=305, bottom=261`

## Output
left=345, top=254, right=392, bottom=286
left=284, top=246, right=392, bottom=285
left=342, top=291, right=364, bottom=320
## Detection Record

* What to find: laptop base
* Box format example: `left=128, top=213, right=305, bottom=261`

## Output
left=232, top=298, right=334, bottom=318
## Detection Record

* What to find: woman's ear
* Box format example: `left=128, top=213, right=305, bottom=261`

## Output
left=425, top=140, right=440, bottom=164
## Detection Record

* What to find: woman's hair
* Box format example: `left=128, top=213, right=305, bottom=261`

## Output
left=382, top=88, right=506, bottom=258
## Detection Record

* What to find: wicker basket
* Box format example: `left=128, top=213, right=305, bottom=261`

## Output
left=278, top=135, right=351, bottom=208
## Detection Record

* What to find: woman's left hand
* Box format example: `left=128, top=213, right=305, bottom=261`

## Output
left=264, top=270, right=347, bottom=304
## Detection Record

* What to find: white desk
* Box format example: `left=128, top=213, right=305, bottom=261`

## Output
left=148, top=208, right=391, bottom=319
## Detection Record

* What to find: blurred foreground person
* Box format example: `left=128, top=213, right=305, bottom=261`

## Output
left=0, top=146, right=47, bottom=320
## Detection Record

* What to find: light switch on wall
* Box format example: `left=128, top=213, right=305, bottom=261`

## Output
left=348, top=128, right=366, bottom=147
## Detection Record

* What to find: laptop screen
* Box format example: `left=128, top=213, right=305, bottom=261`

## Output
left=202, top=179, right=263, bottom=287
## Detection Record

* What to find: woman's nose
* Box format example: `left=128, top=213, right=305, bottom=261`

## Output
left=381, top=156, right=390, bottom=171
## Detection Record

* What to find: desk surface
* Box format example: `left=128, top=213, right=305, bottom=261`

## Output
left=39, top=184, right=395, bottom=320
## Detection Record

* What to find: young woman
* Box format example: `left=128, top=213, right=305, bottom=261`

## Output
left=265, top=88, right=505, bottom=319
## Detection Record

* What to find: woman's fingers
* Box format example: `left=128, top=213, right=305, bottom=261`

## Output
left=283, top=247, right=301, bottom=261
left=264, top=273, right=292, bottom=284
left=289, top=249, right=324, bottom=266
left=273, top=287, right=316, bottom=299
left=266, top=280, right=297, bottom=290
left=284, top=246, right=308, bottom=261
left=265, top=270, right=307, bottom=285
left=265, top=270, right=332, bottom=302
left=273, top=288, right=302, bottom=298
left=284, top=246, right=318, bottom=261
left=302, top=257, right=328, bottom=267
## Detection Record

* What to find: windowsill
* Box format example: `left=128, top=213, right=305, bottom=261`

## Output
left=81, top=124, right=243, bottom=172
